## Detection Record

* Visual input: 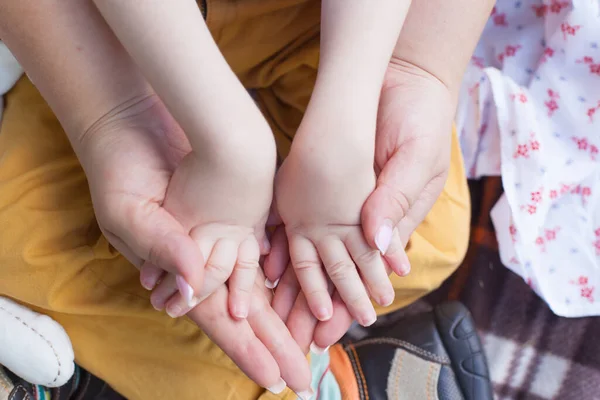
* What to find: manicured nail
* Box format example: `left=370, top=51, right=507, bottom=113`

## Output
left=266, top=378, right=287, bottom=394
left=359, top=310, right=377, bottom=327
left=233, top=305, right=248, bottom=319
left=310, top=341, right=330, bottom=355
left=296, top=388, right=315, bottom=400
left=141, top=278, right=156, bottom=291
left=176, top=275, right=194, bottom=306
left=400, top=263, right=411, bottom=276
left=375, top=220, right=394, bottom=255
left=265, top=277, right=280, bottom=289
left=380, top=292, right=395, bottom=307
left=316, top=307, right=332, bottom=321
left=166, top=304, right=182, bottom=318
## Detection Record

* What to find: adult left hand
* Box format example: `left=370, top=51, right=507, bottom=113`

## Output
left=265, top=59, right=457, bottom=350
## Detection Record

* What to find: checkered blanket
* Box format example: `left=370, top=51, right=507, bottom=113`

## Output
left=425, top=178, right=599, bottom=400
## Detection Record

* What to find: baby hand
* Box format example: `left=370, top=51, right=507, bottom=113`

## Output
left=275, top=102, right=397, bottom=327
left=146, top=114, right=277, bottom=320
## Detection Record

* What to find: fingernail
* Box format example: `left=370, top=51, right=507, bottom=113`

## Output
left=316, top=307, right=332, bottom=321
left=141, top=278, right=155, bottom=291
left=166, top=304, right=182, bottom=318
left=310, top=341, right=330, bottom=355
left=233, top=305, right=248, bottom=319
left=176, top=275, right=194, bottom=306
left=359, top=310, right=377, bottom=327
left=265, top=277, right=280, bottom=289
left=400, top=263, right=411, bottom=276
left=266, top=378, right=287, bottom=394
left=262, top=236, right=272, bottom=254
left=380, top=292, right=395, bottom=307
left=296, top=388, right=315, bottom=400
left=375, top=220, right=394, bottom=255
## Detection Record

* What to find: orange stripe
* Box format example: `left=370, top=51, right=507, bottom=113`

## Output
left=348, top=345, right=369, bottom=400
left=328, top=345, right=360, bottom=400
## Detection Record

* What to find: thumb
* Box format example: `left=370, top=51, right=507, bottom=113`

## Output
left=362, top=148, right=426, bottom=254
left=104, top=205, right=204, bottom=295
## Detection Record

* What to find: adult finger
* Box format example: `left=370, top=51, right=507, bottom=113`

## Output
left=247, top=279, right=313, bottom=398
left=263, top=225, right=289, bottom=289
left=104, top=205, right=205, bottom=295
left=361, top=145, right=430, bottom=255
left=272, top=265, right=301, bottom=322
left=185, top=285, right=285, bottom=394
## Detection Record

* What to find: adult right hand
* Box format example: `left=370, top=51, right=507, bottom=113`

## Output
left=77, top=94, right=311, bottom=396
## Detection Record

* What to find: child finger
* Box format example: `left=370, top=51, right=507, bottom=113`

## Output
left=228, top=237, right=260, bottom=319
left=289, top=235, right=332, bottom=322
left=316, top=237, right=376, bottom=327
left=345, top=230, right=395, bottom=307
left=382, top=228, right=411, bottom=277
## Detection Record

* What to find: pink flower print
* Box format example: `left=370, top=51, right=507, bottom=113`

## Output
left=594, top=228, right=600, bottom=237
left=581, top=286, right=595, bottom=303
left=560, top=184, right=571, bottom=194
left=536, top=236, right=546, bottom=251
left=572, top=136, right=589, bottom=151
left=527, top=204, right=537, bottom=215
left=545, top=227, right=560, bottom=241
left=468, top=82, right=480, bottom=96
left=549, top=0, right=570, bottom=13
left=579, top=276, right=589, bottom=285
left=514, top=144, right=530, bottom=159
left=498, top=45, right=521, bottom=62
left=511, top=92, right=528, bottom=103
left=594, top=239, right=600, bottom=255
left=561, top=22, right=581, bottom=40
left=530, top=139, right=540, bottom=151
left=531, top=191, right=542, bottom=203
left=545, top=90, right=560, bottom=117
left=532, top=4, right=548, bottom=17
left=493, top=13, right=508, bottom=27
left=540, top=47, right=554, bottom=63
left=550, top=190, right=558, bottom=199
left=471, top=56, right=485, bottom=69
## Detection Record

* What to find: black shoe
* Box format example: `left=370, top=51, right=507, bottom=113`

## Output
left=1, top=364, right=125, bottom=400
left=342, top=301, right=493, bottom=400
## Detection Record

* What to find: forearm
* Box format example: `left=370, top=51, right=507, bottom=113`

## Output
left=93, top=0, right=265, bottom=151
left=0, top=0, right=151, bottom=148
left=392, top=0, right=494, bottom=96
left=314, top=1, right=411, bottom=106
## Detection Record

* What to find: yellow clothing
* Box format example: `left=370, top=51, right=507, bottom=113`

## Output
left=0, top=0, right=470, bottom=399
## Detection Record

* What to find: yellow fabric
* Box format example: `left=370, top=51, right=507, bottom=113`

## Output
left=0, top=0, right=469, bottom=399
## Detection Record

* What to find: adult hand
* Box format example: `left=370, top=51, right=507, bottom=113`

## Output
left=77, top=95, right=311, bottom=395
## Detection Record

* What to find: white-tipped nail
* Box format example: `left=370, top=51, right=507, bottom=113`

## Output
left=296, top=388, right=315, bottom=400
left=375, top=219, right=394, bottom=255
left=310, top=341, right=330, bottom=355
left=266, top=378, right=287, bottom=394
left=166, top=304, right=182, bottom=318
left=265, top=277, right=280, bottom=289
left=176, top=275, right=194, bottom=305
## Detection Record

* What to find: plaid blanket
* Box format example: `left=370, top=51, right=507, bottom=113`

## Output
left=426, top=178, right=600, bottom=400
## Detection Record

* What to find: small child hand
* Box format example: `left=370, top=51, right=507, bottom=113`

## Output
left=145, top=116, right=277, bottom=320
left=275, top=103, right=398, bottom=327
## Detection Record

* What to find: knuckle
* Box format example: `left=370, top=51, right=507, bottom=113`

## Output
left=236, top=259, right=259, bottom=271
left=205, top=260, right=234, bottom=280
left=354, top=248, right=382, bottom=267
left=293, top=260, right=321, bottom=272
left=326, top=260, right=354, bottom=281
